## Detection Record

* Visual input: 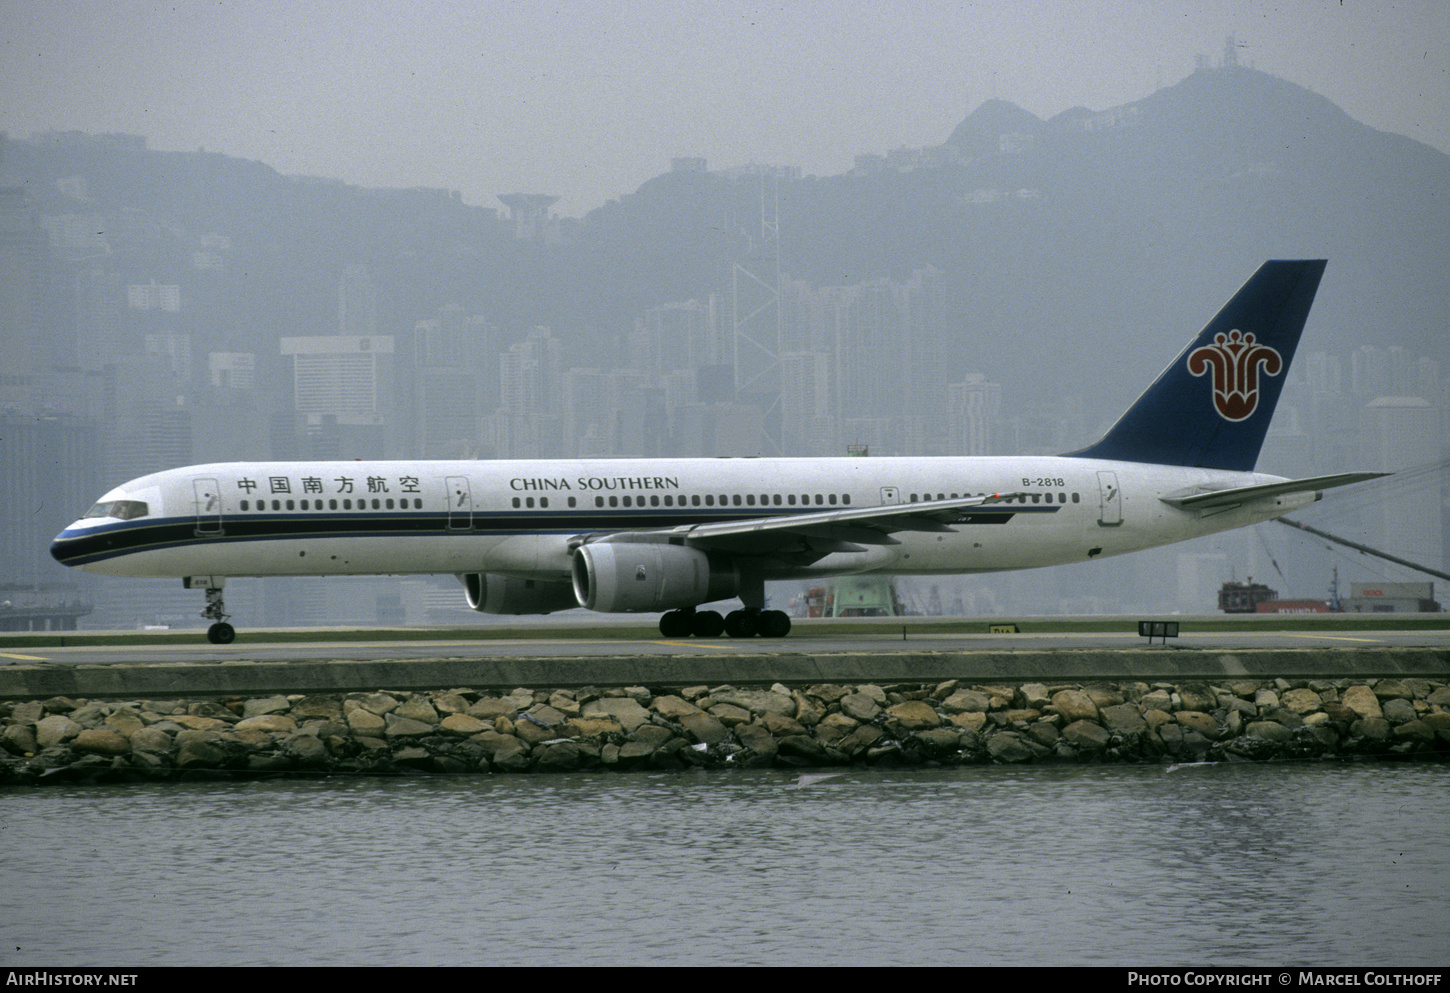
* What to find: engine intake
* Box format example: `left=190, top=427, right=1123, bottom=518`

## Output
left=571, top=539, right=740, bottom=613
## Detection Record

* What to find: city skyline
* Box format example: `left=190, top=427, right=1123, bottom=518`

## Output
left=4, top=0, right=1449, bottom=215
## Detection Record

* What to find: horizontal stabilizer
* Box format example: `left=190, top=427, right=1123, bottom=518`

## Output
left=1160, top=472, right=1388, bottom=511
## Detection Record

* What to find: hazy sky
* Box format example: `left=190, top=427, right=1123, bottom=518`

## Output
left=3, top=0, right=1447, bottom=215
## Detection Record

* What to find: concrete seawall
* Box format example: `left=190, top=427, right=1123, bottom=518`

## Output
left=2, top=648, right=1447, bottom=784
left=2, top=646, right=1448, bottom=700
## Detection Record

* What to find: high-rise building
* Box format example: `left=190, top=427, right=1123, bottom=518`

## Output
left=948, top=375, right=1002, bottom=456
left=410, top=307, right=495, bottom=458
left=0, top=185, right=49, bottom=406
left=1360, top=396, right=1445, bottom=574
left=494, top=327, right=563, bottom=457
left=280, top=335, right=395, bottom=458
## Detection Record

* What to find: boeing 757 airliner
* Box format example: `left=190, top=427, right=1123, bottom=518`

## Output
left=52, top=260, right=1383, bottom=643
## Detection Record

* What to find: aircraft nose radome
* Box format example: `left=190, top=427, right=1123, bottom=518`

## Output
left=51, top=525, right=83, bottom=566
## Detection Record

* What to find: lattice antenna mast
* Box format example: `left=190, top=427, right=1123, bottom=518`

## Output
left=731, top=174, right=783, bottom=452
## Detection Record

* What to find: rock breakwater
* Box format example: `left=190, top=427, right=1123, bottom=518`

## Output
left=3, top=676, right=1448, bottom=784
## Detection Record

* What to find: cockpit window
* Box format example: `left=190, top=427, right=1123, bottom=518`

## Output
left=82, top=500, right=150, bottom=521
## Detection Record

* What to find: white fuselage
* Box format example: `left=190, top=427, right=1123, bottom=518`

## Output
left=53, top=455, right=1313, bottom=585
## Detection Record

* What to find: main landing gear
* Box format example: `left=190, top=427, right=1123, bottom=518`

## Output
left=658, top=607, right=792, bottom=639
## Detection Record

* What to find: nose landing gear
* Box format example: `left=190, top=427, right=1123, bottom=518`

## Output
left=185, top=577, right=235, bottom=644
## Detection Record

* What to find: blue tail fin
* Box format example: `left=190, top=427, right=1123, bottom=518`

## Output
left=1067, top=259, right=1326, bottom=471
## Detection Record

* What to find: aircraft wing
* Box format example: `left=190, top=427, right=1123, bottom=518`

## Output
left=662, top=492, right=1023, bottom=557
left=1159, top=472, right=1388, bottom=511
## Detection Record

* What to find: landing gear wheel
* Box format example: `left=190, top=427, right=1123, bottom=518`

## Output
left=198, top=584, right=234, bottom=644
left=691, top=610, right=725, bottom=638
left=758, top=609, right=792, bottom=638
left=659, top=610, right=694, bottom=638
left=724, top=609, right=758, bottom=638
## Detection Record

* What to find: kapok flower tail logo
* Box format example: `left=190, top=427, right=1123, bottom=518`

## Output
left=1186, top=329, right=1284, bottom=422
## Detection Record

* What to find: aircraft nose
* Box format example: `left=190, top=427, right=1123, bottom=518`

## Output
left=51, top=528, right=73, bottom=565
left=51, top=522, right=87, bottom=568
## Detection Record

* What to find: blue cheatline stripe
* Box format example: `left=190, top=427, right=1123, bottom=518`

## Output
left=52, top=503, right=1047, bottom=568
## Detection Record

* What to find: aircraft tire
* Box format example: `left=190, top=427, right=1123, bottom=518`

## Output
left=723, top=609, right=757, bottom=638
left=659, top=610, right=694, bottom=638
left=207, top=622, right=236, bottom=645
left=691, top=610, right=725, bottom=637
left=758, top=609, right=792, bottom=638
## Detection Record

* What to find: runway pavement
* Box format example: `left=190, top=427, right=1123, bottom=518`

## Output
left=2, top=620, right=1447, bottom=700
left=5, top=623, right=1450, bottom=666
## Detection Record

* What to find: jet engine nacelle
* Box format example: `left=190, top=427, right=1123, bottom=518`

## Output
left=571, top=539, right=740, bottom=613
left=461, top=573, right=579, bottom=615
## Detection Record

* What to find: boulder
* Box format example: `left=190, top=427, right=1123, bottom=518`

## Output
left=650, top=695, right=703, bottom=720
left=986, top=731, right=1038, bottom=763
left=34, top=715, right=82, bottom=748
left=679, top=712, right=729, bottom=747
left=1342, top=685, right=1382, bottom=720
left=71, top=728, right=130, bottom=756
left=384, top=714, right=435, bottom=739
left=1061, top=720, right=1110, bottom=751
left=581, top=697, right=651, bottom=732
left=242, top=695, right=291, bottom=718
left=1174, top=711, right=1220, bottom=739
left=885, top=701, right=941, bottom=730
left=839, top=693, right=883, bottom=721
left=941, top=689, right=990, bottom=714
left=439, top=713, right=490, bottom=737
left=1245, top=721, right=1293, bottom=742
left=292, top=696, right=344, bottom=721
left=709, top=688, right=795, bottom=718
left=1099, top=703, right=1147, bottom=734
left=1050, top=690, right=1098, bottom=723
left=235, top=714, right=297, bottom=733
